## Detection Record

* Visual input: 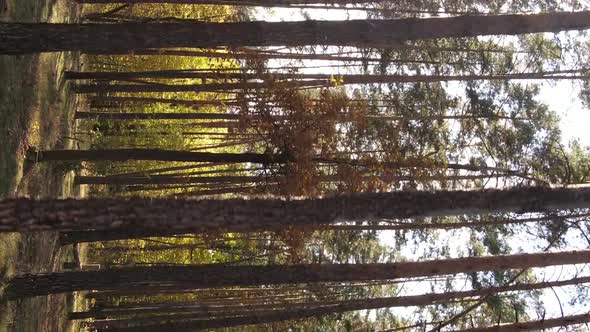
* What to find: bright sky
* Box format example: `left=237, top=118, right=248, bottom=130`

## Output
left=540, top=81, right=590, bottom=146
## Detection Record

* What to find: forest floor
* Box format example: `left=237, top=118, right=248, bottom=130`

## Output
left=0, top=0, right=89, bottom=331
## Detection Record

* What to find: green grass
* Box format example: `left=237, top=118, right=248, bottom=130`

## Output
left=0, top=53, right=34, bottom=195
left=0, top=0, right=86, bottom=331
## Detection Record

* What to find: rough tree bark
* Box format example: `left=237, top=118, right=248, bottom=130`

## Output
left=2, top=11, right=590, bottom=53
left=2, top=187, right=590, bottom=233
left=4, top=250, right=590, bottom=299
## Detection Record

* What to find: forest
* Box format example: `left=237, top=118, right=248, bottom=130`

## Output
left=2, top=0, right=590, bottom=331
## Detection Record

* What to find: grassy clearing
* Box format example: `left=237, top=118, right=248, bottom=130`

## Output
left=0, top=49, right=35, bottom=196
left=0, top=0, right=80, bottom=196
left=0, top=0, right=87, bottom=331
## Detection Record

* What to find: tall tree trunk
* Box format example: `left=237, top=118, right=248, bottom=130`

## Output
left=75, top=111, right=518, bottom=123
left=84, top=279, right=394, bottom=299
left=58, top=212, right=587, bottom=245
left=73, top=174, right=491, bottom=186
left=172, top=185, right=268, bottom=196
left=97, top=163, right=223, bottom=178
left=71, top=72, right=589, bottom=94
left=66, top=52, right=432, bottom=65
left=3, top=12, right=590, bottom=54
left=32, top=149, right=282, bottom=164
left=83, top=45, right=532, bottom=57
left=72, top=80, right=324, bottom=93
left=3, top=187, right=590, bottom=233
left=74, top=175, right=269, bottom=185
left=327, top=212, right=590, bottom=231
left=75, top=111, right=240, bottom=120
left=75, top=0, right=377, bottom=5
left=89, top=96, right=239, bottom=108
left=189, top=138, right=261, bottom=151
left=31, top=148, right=522, bottom=176
left=5, top=250, right=590, bottom=299
left=73, top=275, right=590, bottom=322
left=65, top=70, right=583, bottom=81
left=454, top=313, right=590, bottom=332
left=58, top=228, right=183, bottom=245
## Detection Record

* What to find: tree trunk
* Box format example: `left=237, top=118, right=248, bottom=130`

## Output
left=31, top=148, right=522, bottom=176
left=75, top=111, right=519, bottom=123
left=75, top=111, right=240, bottom=120
left=58, top=228, right=183, bottom=245
left=71, top=72, right=589, bottom=94
left=75, top=0, right=377, bottom=5
left=34, top=149, right=282, bottom=164
left=327, top=212, right=590, bottom=231
left=3, top=12, right=590, bottom=54
left=84, top=279, right=392, bottom=299
left=318, top=158, right=522, bottom=175
left=65, top=51, right=418, bottom=65
left=91, top=278, right=590, bottom=330
left=73, top=174, right=491, bottom=186
left=89, top=96, right=239, bottom=108
left=172, top=185, right=268, bottom=196
left=453, top=313, right=590, bottom=332
left=73, top=275, right=590, bottom=322
left=74, top=175, right=269, bottom=185
left=96, top=163, right=222, bottom=178
left=83, top=45, right=532, bottom=57
left=5, top=250, right=590, bottom=299
left=3, top=187, right=590, bottom=233
left=65, top=70, right=584, bottom=81
left=72, top=80, right=325, bottom=93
